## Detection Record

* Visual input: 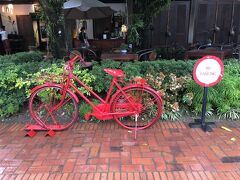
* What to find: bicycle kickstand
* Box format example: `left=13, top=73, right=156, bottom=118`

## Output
left=134, top=114, right=138, bottom=139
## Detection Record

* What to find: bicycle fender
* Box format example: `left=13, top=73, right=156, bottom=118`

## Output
left=31, top=83, right=79, bottom=103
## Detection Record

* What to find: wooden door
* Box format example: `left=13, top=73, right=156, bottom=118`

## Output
left=233, top=2, right=240, bottom=43
left=170, top=2, right=190, bottom=47
left=194, top=0, right=240, bottom=45
left=217, top=0, right=240, bottom=44
left=215, top=0, right=233, bottom=44
left=194, top=1, right=217, bottom=44
left=16, top=15, right=35, bottom=49
left=152, top=1, right=190, bottom=47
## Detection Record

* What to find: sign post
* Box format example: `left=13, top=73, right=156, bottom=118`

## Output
left=189, top=55, right=224, bottom=132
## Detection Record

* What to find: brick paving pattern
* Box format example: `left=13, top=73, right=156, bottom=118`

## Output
left=0, top=121, right=240, bottom=179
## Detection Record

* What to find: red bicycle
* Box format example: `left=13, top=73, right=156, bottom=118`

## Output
left=28, top=54, right=163, bottom=131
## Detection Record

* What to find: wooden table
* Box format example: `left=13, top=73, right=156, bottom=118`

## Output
left=185, top=49, right=232, bottom=60
left=73, top=39, right=125, bottom=52
left=101, top=52, right=139, bottom=62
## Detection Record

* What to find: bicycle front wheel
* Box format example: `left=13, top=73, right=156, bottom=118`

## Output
left=111, top=87, right=163, bottom=130
left=29, top=85, right=79, bottom=130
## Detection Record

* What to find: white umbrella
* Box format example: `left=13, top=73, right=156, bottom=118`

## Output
left=63, top=0, right=115, bottom=19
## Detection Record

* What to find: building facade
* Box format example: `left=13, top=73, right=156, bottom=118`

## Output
left=0, top=0, right=239, bottom=51
left=150, top=0, right=240, bottom=48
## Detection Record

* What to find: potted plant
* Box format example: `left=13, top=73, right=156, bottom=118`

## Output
left=127, top=16, right=144, bottom=50
left=119, top=43, right=128, bottom=53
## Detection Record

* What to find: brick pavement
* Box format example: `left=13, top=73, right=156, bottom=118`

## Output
left=0, top=120, right=240, bottom=179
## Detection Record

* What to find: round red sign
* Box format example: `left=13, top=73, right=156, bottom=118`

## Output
left=193, top=55, right=224, bottom=87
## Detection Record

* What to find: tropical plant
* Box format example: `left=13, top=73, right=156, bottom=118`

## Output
left=0, top=52, right=95, bottom=117
left=186, top=62, right=240, bottom=120
left=38, top=0, right=65, bottom=58
left=127, top=16, right=144, bottom=47
left=130, top=0, right=171, bottom=47
left=1, top=51, right=239, bottom=122
left=119, top=43, right=128, bottom=50
left=145, top=72, right=192, bottom=120
left=133, top=0, right=171, bottom=26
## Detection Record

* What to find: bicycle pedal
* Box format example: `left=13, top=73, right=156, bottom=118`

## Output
left=45, top=130, right=55, bottom=137
left=25, top=130, right=37, bottom=137
left=85, top=112, right=91, bottom=121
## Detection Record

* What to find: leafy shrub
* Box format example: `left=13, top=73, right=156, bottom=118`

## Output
left=0, top=52, right=95, bottom=117
left=78, top=99, right=100, bottom=122
left=89, top=59, right=240, bottom=120
left=90, top=59, right=194, bottom=93
left=91, top=60, right=122, bottom=93
left=30, top=63, right=95, bottom=95
left=186, top=61, right=240, bottom=120
left=89, top=60, right=195, bottom=120
left=0, top=53, right=46, bottom=117
left=0, top=51, right=43, bottom=64
left=1, top=52, right=239, bottom=122
left=145, top=72, right=192, bottom=120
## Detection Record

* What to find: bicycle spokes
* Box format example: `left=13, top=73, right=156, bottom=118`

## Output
left=112, top=87, right=162, bottom=130
left=29, top=85, right=79, bottom=130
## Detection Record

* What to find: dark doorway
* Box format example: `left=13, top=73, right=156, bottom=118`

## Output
left=16, top=15, right=35, bottom=50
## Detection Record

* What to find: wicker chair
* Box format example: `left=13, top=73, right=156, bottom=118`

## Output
left=65, top=49, right=93, bottom=69
left=136, top=49, right=157, bottom=61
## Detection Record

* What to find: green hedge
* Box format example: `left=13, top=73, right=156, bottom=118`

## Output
left=89, top=59, right=240, bottom=120
left=90, top=59, right=195, bottom=93
left=0, top=52, right=46, bottom=116
left=0, top=51, right=95, bottom=117
left=187, top=59, right=240, bottom=120
left=0, top=52, right=239, bottom=121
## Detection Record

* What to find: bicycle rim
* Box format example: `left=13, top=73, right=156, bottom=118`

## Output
left=111, top=87, right=162, bottom=130
left=29, top=85, right=79, bottom=130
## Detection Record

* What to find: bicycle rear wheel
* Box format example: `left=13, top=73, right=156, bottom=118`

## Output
left=29, top=85, right=79, bottom=130
left=111, top=87, right=163, bottom=130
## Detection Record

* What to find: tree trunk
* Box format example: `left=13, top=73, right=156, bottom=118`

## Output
left=64, top=19, right=75, bottom=51
left=39, top=0, right=65, bottom=58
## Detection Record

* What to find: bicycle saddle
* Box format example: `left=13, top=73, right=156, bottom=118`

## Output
left=104, top=68, right=125, bottom=77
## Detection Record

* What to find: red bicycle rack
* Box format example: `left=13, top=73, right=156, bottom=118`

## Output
left=25, top=124, right=56, bottom=137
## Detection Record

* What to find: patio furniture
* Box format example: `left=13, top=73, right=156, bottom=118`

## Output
left=136, top=49, right=157, bottom=61
left=101, top=52, right=139, bottom=62
left=185, top=45, right=233, bottom=60
left=74, top=47, right=98, bottom=61
left=101, top=48, right=158, bottom=62
left=233, top=44, right=240, bottom=61
left=74, top=39, right=125, bottom=52
left=66, top=50, right=93, bottom=69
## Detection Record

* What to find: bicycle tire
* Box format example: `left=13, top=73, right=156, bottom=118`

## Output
left=29, top=85, right=79, bottom=130
left=111, top=86, right=163, bottom=130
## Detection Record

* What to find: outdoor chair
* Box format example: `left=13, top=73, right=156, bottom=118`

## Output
left=64, top=49, right=93, bottom=69
left=185, top=43, right=234, bottom=60
left=74, top=47, right=98, bottom=61
left=136, top=49, right=157, bottom=61
left=198, top=43, right=235, bottom=51
left=232, top=44, right=240, bottom=61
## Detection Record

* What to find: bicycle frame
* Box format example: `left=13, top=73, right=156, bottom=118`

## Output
left=60, top=55, right=141, bottom=120
left=27, top=53, right=163, bottom=136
